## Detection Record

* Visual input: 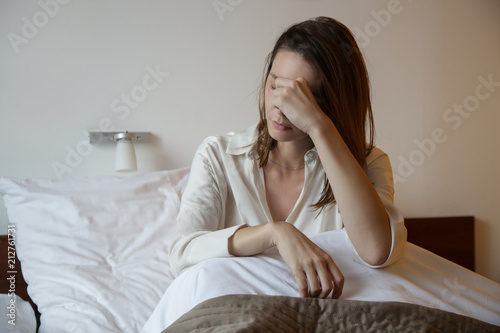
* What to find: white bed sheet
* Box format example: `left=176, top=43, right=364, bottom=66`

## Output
left=141, top=230, right=500, bottom=332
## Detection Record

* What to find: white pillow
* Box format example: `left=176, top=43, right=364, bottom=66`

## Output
left=0, top=168, right=190, bottom=333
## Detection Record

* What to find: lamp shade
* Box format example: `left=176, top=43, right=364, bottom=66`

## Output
left=115, top=139, right=137, bottom=172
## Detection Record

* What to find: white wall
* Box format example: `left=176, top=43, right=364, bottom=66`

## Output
left=1, top=1, right=499, bottom=283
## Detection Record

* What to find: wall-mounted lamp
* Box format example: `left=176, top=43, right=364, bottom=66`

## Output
left=89, top=131, right=152, bottom=172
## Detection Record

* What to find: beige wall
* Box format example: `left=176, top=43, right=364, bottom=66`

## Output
left=1, top=0, right=499, bottom=282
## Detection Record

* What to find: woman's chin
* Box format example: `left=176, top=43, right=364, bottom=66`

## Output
left=268, top=129, right=310, bottom=144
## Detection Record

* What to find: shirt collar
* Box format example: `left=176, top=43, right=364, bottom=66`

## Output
left=226, top=123, right=258, bottom=156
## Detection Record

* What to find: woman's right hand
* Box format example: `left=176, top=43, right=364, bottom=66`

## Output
left=270, top=221, right=344, bottom=299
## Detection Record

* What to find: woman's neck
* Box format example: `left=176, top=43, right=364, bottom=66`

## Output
left=270, top=139, right=314, bottom=170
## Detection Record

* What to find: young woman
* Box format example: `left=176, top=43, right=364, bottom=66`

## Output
left=169, top=16, right=406, bottom=300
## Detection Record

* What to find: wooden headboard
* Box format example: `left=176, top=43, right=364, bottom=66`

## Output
left=0, top=215, right=475, bottom=329
left=404, top=216, right=475, bottom=271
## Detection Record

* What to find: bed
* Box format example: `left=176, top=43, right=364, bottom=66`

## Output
left=0, top=168, right=499, bottom=332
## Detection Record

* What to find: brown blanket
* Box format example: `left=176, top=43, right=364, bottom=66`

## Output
left=163, top=294, right=499, bottom=332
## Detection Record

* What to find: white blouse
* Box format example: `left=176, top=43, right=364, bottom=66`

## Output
left=169, top=124, right=407, bottom=276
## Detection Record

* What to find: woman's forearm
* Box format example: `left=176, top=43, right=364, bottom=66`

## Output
left=309, top=120, right=391, bottom=266
left=228, top=223, right=276, bottom=256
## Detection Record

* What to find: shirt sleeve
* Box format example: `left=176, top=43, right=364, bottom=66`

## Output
left=169, top=138, right=247, bottom=276
left=346, top=148, right=407, bottom=268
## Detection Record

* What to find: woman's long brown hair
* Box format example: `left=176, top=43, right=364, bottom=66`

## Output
left=252, top=16, right=375, bottom=211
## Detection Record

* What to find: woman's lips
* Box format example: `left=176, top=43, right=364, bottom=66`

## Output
left=272, top=120, right=291, bottom=131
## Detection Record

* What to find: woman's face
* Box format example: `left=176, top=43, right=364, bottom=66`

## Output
left=264, top=50, right=319, bottom=144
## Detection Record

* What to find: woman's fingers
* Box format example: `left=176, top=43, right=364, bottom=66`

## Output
left=271, top=76, right=322, bottom=134
left=304, top=266, right=323, bottom=298
left=293, top=271, right=309, bottom=298
left=272, top=77, right=309, bottom=112
left=316, top=263, right=334, bottom=298
left=327, top=260, right=344, bottom=299
left=292, top=253, right=341, bottom=299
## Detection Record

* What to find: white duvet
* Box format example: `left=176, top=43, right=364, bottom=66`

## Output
left=141, top=230, right=500, bottom=332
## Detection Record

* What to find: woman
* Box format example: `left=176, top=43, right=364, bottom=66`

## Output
left=169, top=16, right=406, bottom=300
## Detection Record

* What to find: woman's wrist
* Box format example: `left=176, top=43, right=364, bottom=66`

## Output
left=307, top=116, right=339, bottom=147
left=267, top=221, right=283, bottom=247
left=267, top=221, right=299, bottom=248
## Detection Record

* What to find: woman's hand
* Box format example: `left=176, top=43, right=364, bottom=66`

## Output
left=270, top=221, right=344, bottom=299
left=272, top=77, right=327, bottom=135
left=229, top=221, right=344, bottom=298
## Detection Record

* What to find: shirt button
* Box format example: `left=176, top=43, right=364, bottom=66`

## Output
left=306, top=151, right=315, bottom=162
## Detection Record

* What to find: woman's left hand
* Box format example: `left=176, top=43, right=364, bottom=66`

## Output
left=272, top=77, right=327, bottom=135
